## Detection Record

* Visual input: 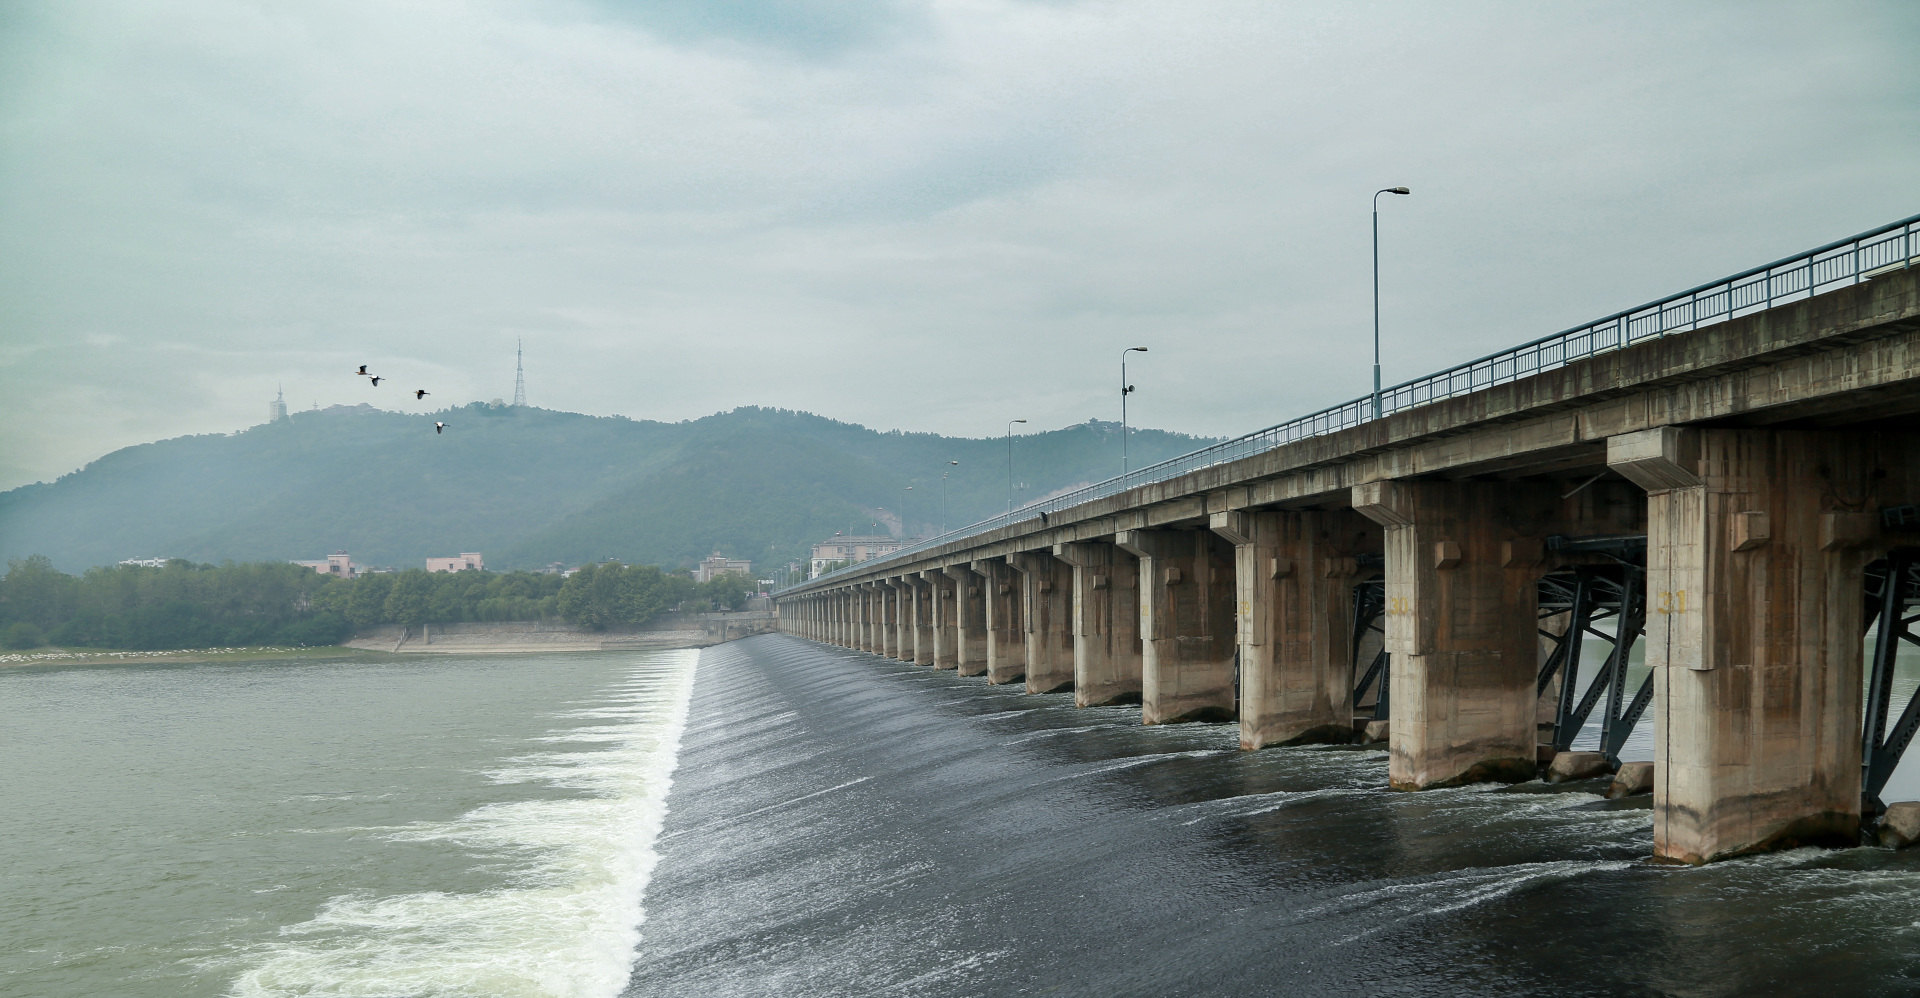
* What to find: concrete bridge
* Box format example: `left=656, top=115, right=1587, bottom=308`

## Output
left=776, top=215, right=1920, bottom=865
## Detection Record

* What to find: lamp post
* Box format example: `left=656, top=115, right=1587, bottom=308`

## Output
left=1373, top=186, right=1410, bottom=421
left=1121, top=346, right=1148, bottom=474
left=1005, top=419, right=1027, bottom=513
left=940, top=460, right=958, bottom=535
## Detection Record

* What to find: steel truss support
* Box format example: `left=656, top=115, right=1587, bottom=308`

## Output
left=1535, top=566, right=1650, bottom=764
left=1863, top=549, right=1920, bottom=821
left=1350, top=576, right=1388, bottom=719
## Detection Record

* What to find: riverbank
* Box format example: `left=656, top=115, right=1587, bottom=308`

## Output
left=0, top=645, right=386, bottom=669
left=343, top=612, right=775, bottom=654
left=0, top=612, right=777, bottom=669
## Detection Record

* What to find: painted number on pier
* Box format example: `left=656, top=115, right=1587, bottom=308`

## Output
left=1653, top=590, right=1688, bottom=614
left=1386, top=597, right=1413, bottom=615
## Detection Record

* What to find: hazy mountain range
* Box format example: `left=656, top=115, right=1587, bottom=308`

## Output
left=0, top=405, right=1217, bottom=575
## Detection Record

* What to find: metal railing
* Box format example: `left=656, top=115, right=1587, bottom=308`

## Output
left=784, top=212, right=1920, bottom=594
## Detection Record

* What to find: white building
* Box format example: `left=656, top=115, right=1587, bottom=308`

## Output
left=118, top=557, right=173, bottom=568
left=693, top=552, right=753, bottom=584
left=426, top=552, right=484, bottom=573
left=810, top=534, right=903, bottom=579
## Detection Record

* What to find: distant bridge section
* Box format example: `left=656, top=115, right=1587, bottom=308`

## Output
left=777, top=214, right=1920, bottom=864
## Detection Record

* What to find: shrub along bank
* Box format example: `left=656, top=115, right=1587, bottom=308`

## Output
left=0, top=555, right=760, bottom=651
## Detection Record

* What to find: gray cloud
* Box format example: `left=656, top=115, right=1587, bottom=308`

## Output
left=2, top=0, right=1917, bottom=490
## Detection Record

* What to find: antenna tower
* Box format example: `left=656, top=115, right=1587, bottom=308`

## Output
left=512, top=338, right=527, bottom=407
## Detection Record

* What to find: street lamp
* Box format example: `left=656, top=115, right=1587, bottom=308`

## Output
left=1373, top=186, right=1411, bottom=421
left=1006, top=419, right=1027, bottom=513
left=1121, top=346, right=1148, bottom=474
left=940, top=460, right=959, bottom=535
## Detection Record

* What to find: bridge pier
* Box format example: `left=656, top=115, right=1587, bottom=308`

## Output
left=1211, top=509, right=1370, bottom=748
left=942, top=566, right=989, bottom=676
left=890, top=578, right=913, bottom=661
left=1054, top=541, right=1144, bottom=707
left=1353, top=480, right=1558, bottom=790
left=877, top=581, right=899, bottom=658
left=923, top=570, right=959, bottom=669
left=1117, top=528, right=1237, bottom=724
left=974, top=558, right=1027, bottom=685
left=907, top=576, right=934, bottom=665
left=1611, top=427, right=1887, bottom=863
left=860, top=583, right=879, bottom=653
left=1011, top=551, right=1075, bottom=694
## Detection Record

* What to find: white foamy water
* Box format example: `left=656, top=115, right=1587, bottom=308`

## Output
left=226, top=651, right=698, bottom=998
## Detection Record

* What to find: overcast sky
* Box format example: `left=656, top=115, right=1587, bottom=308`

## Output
left=2, top=1, right=1916, bottom=490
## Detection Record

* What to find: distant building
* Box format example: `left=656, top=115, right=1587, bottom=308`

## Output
left=293, top=552, right=359, bottom=578
left=539, top=561, right=568, bottom=575
left=426, top=552, right=484, bottom=573
left=118, top=557, right=173, bottom=568
left=268, top=386, right=288, bottom=424
left=693, top=552, right=752, bottom=584
left=810, top=534, right=902, bottom=579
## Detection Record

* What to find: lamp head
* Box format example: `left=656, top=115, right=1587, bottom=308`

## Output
left=1387, top=187, right=1410, bottom=195
left=1130, top=346, right=1148, bottom=352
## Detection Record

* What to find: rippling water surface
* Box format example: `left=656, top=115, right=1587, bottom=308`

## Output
left=10, top=636, right=1920, bottom=997
left=0, top=650, right=694, bottom=998
left=630, top=635, right=1920, bottom=997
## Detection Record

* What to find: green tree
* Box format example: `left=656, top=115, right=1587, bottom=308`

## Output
left=383, top=571, right=434, bottom=627
left=345, top=572, right=394, bottom=627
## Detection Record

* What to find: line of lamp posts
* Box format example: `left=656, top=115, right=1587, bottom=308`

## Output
left=883, top=186, right=1410, bottom=545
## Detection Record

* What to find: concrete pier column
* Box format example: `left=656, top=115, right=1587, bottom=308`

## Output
left=1115, top=528, right=1237, bottom=724
left=1010, top=551, right=1075, bottom=694
left=1053, top=541, right=1143, bottom=707
left=892, top=578, right=914, bottom=661
left=1210, top=509, right=1369, bottom=748
left=831, top=591, right=845, bottom=646
left=1352, top=480, right=1557, bottom=790
left=922, top=570, right=959, bottom=669
left=973, top=558, right=1027, bottom=685
left=857, top=584, right=876, bottom=653
left=1610, top=427, right=1882, bottom=862
left=908, top=576, right=935, bottom=665
left=878, top=582, right=900, bottom=658
left=942, top=566, right=989, bottom=676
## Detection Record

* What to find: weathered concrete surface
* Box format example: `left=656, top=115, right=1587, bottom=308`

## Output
left=893, top=580, right=914, bottom=662
left=1613, top=427, right=1894, bottom=863
left=923, top=569, right=959, bottom=670
left=1010, top=551, right=1075, bottom=694
left=1211, top=509, right=1374, bottom=749
left=1117, top=527, right=1236, bottom=724
left=1053, top=540, right=1143, bottom=707
left=1353, top=480, right=1558, bottom=790
left=974, top=558, right=1026, bottom=685
left=942, top=565, right=989, bottom=677
left=879, top=582, right=900, bottom=659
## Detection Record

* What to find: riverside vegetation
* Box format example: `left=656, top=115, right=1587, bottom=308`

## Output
left=0, top=555, right=757, bottom=652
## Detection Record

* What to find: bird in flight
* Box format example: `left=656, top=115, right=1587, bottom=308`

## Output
left=415, top=389, right=429, bottom=400
left=368, top=376, right=382, bottom=387
left=356, top=365, right=370, bottom=376
left=435, top=421, right=448, bottom=434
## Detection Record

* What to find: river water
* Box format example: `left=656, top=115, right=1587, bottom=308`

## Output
left=7, top=637, right=1920, bottom=997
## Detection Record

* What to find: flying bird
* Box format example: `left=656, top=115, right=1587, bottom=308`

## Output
left=368, top=376, right=382, bottom=386
left=435, top=421, right=448, bottom=434
left=356, top=365, right=370, bottom=375
left=415, top=389, right=429, bottom=399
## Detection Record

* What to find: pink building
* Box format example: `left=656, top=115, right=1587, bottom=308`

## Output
left=293, top=552, right=358, bottom=578
left=426, top=552, right=485, bottom=573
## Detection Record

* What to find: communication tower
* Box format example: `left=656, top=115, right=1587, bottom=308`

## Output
left=512, top=339, right=527, bottom=407
left=269, top=384, right=288, bottom=423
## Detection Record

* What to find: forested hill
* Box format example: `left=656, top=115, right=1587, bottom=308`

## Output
left=0, top=405, right=1217, bottom=574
